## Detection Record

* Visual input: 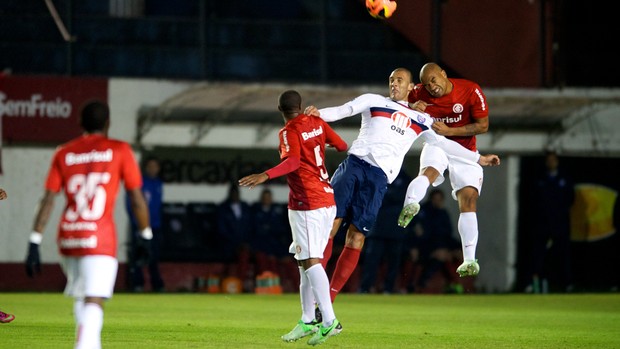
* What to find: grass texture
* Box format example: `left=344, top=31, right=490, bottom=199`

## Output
left=1, top=292, right=619, bottom=348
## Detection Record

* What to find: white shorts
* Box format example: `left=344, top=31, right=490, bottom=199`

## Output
left=419, top=143, right=483, bottom=200
left=288, top=206, right=336, bottom=261
left=60, top=255, right=118, bottom=299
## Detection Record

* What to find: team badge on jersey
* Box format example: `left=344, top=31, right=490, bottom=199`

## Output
left=391, top=111, right=411, bottom=129
left=453, top=103, right=464, bottom=114
left=417, top=114, right=426, bottom=124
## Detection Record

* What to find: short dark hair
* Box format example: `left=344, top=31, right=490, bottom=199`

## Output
left=278, top=90, right=302, bottom=113
left=80, top=100, right=109, bottom=132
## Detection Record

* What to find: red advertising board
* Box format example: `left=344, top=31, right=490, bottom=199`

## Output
left=0, top=75, right=108, bottom=143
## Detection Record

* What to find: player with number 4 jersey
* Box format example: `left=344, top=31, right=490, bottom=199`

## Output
left=239, top=90, right=347, bottom=345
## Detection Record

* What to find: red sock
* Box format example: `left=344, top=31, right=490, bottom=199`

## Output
left=329, top=246, right=361, bottom=302
left=321, top=238, right=334, bottom=269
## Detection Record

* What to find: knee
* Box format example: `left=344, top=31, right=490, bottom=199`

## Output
left=346, top=230, right=366, bottom=249
left=457, top=187, right=479, bottom=211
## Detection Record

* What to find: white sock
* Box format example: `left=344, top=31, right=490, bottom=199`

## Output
left=73, top=299, right=84, bottom=325
left=458, top=212, right=479, bottom=261
left=298, top=266, right=315, bottom=323
left=305, top=264, right=336, bottom=327
left=75, top=302, right=103, bottom=349
left=73, top=299, right=84, bottom=339
left=404, top=176, right=430, bottom=205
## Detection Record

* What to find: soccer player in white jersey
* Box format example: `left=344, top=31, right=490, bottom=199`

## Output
left=304, top=67, right=500, bottom=303
left=239, top=90, right=348, bottom=345
left=25, top=101, right=152, bottom=349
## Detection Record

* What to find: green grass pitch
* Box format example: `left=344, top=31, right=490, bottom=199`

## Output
left=2, top=292, right=619, bottom=348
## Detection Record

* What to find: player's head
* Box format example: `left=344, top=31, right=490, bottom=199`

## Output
left=278, top=90, right=302, bottom=118
left=389, top=68, right=414, bottom=101
left=419, top=62, right=451, bottom=98
left=80, top=100, right=110, bottom=134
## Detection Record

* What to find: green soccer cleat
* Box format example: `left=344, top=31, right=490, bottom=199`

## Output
left=456, top=259, right=480, bottom=277
left=307, top=319, right=342, bottom=346
left=281, top=319, right=319, bottom=342
left=397, top=203, right=420, bottom=228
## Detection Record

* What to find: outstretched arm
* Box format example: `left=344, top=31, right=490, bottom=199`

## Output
left=305, top=104, right=354, bottom=122
left=422, top=132, right=499, bottom=166
left=238, top=156, right=301, bottom=189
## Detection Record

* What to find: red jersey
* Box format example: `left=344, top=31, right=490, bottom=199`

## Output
left=270, top=114, right=346, bottom=210
left=45, top=134, right=142, bottom=257
left=409, top=78, right=488, bottom=151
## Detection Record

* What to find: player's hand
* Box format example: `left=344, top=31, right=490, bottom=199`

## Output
left=478, top=154, right=501, bottom=166
left=409, top=101, right=428, bottom=112
left=25, top=242, right=41, bottom=277
left=134, top=237, right=152, bottom=267
left=0, top=188, right=7, bottom=200
left=431, top=121, right=451, bottom=136
left=238, top=173, right=269, bottom=189
left=304, top=105, right=320, bottom=117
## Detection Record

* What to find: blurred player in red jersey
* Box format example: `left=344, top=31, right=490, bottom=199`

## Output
left=404, top=62, right=490, bottom=277
left=239, top=90, right=347, bottom=345
left=0, top=187, right=16, bottom=324
left=25, top=101, right=152, bottom=349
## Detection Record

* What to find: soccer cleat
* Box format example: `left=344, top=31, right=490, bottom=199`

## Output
left=456, top=259, right=480, bottom=277
left=0, top=311, right=15, bottom=323
left=307, top=319, right=342, bottom=346
left=397, top=203, right=420, bottom=228
left=281, top=319, right=319, bottom=342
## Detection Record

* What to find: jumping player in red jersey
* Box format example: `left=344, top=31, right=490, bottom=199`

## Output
left=25, top=101, right=152, bottom=349
left=239, top=90, right=347, bottom=346
left=402, top=62, right=490, bottom=277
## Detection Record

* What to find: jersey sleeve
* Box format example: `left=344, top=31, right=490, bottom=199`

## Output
left=265, top=156, right=301, bottom=179
left=266, top=127, right=302, bottom=179
left=44, top=150, right=63, bottom=193
left=421, top=131, right=480, bottom=163
left=319, top=93, right=375, bottom=122
left=470, top=83, right=489, bottom=119
left=322, top=120, right=347, bottom=152
left=120, top=143, right=143, bottom=190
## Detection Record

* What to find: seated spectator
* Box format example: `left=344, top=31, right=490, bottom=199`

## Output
left=402, top=189, right=463, bottom=293
left=250, top=188, right=298, bottom=291
left=217, top=183, right=253, bottom=291
left=359, top=170, right=412, bottom=294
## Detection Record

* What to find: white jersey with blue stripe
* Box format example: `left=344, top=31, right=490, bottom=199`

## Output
left=319, top=93, right=479, bottom=184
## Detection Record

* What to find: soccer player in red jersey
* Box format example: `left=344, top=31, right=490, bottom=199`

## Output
left=0, top=187, right=16, bottom=324
left=25, top=101, right=152, bottom=349
left=405, top=62, right=490, bottom=277
left=239, top=90, right=347, bottom=345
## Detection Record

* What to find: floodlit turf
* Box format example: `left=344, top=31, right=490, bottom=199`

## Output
left=2, top=292, right=619, bottom=348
